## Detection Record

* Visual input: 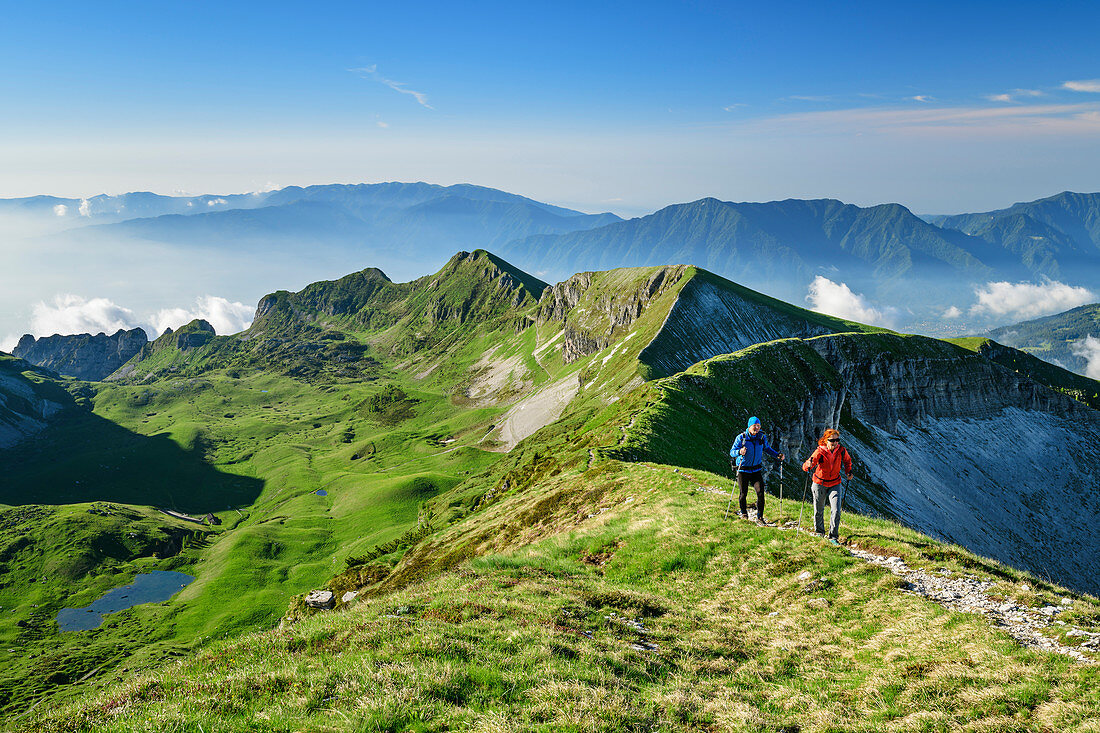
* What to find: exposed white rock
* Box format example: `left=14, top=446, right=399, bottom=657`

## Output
left=304, top=590, right=335, bottom=610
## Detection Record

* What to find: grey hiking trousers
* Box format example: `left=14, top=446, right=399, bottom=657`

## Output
left=812, top=482, right=843, bottom=539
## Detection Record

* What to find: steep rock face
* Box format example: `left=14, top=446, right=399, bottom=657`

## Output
left=536, top=266, right=686, bottom=364
left=12, top=329, right=147, bottom=381
left=807, top=335, right=1094, bottom=433
left=0, top=358, right=72, bottom=449
left=638, top=273, right=842, bottom=378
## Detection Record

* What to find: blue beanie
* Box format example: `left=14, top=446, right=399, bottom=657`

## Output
left=747, top=416, right=761, bottom=429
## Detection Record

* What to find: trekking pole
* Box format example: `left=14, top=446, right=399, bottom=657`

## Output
left=797, top=471, right=810, bottom=531
left=778, top=452, right=784, bottom=526
left=724, top=461, right=737, bottom=520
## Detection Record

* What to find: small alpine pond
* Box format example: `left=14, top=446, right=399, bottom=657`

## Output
left=56, top=570, right=195, bottom=632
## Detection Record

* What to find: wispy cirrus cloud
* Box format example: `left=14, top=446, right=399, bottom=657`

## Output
left=910, top=95, right=933, bottom=103
left=1063, top=79, right=1100, bottom=93
left=787, top=95, right=832, bottom=102
left=729, top=102, right=1100, bottom=139
left=350, top=65, right=433, bottom=109
left=987, top=88, right=1044, bottom=103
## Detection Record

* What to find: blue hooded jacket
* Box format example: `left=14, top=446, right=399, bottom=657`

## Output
left=730, top=430, right=780, bottom=472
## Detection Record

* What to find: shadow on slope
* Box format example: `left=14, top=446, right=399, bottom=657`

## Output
left=2, top=408, right=263, bottom=512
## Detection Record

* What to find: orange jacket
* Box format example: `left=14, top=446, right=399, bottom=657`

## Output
left=802, top=445, right=852, bottom=488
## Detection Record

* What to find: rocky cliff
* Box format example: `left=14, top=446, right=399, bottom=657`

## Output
left=535, top=266, right=686, bottom=363
left=12, top=328, right=147, bottom=381
left=0, top=355, right=74, bottom=449
left=533, top=265, right=877, bottom=374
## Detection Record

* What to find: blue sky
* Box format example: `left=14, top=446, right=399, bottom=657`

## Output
left=1, top=0, right=1098, bottom=213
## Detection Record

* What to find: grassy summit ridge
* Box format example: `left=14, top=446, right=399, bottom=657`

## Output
left=20, top=461, right=1100, bottom=731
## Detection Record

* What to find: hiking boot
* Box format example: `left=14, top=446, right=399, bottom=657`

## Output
left=756, top=518, right=771, bottom=527
left=739, top=512, right=749, bottom=520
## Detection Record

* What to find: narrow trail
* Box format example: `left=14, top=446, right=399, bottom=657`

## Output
left=643, top=464, right=1098, bottom=664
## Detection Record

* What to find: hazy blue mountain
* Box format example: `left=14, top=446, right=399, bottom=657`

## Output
left=499, top=197, right=1024, bottom=309
left=262, top=181, right=596, bottom=219
left=929, top=192, right=1100, bottom=275
left=24, top=183, right=620, bottom=283
left=0, top=182, right=616, bottom=244
left=0, top=191, right=269, bottom=228
left=985, top=303, right=1100, bottom=376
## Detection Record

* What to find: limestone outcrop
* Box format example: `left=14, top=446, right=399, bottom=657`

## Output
left=12, top=328, right=147, bottom=381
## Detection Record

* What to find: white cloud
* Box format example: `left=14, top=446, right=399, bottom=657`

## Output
left=250, top=181, right=280, bottom=195
left=151, top=295, right=253, bottom=337
left=806, top=276, right=897, bottom=327
left=53, top=204, right=68, bottom=216
left=969, top=279, right=1096, bottom=320
left=910, top=95, right=933, bottom=103
left=1071, top=335, right=1100, bottom=379
left=943, top=306, right=963, bottom=318
left=1, top=334, right=18, bottom=353
left=19, top=293, right=254, bottom=343
left=723, top=104, right=747, bottom=111
left=350, top=65, right=433, bottom=109
left=1064, top=79, right=1100, bottom=93
left=377, top=120, right=389, bottom=128
left=987, top=89, right=1044, bottom=103
left=78, top=198, right=91, bottom=217
left=206, top=198, right=227, bottom=206
left=30, top=294, right=140, bottom=337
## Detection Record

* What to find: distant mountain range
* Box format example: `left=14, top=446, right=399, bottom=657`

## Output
left=10, top=183, right=621, bottom=283
left=500, top=192, right=1100, bottom=317
left=927, top=191, right=1100, bottom=280
left=4, top=184, right=1100, bottom=339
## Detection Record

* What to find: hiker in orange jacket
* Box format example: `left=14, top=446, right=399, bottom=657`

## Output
left=802, top=428, right=852, bottom=541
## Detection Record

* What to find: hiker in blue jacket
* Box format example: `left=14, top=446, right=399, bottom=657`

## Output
left=730, top=416, right=784, bottom=525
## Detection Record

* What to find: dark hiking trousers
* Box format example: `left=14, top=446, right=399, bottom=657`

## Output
left=738, top=469, right=765, bottom=518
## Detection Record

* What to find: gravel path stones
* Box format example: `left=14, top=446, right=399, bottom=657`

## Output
left=846, top=543, right=1096, bottom=663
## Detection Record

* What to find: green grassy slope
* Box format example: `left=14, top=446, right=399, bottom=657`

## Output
left=0, top=252, right=558, bottom=715
left=19, top=461, right=1100, bottom=732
